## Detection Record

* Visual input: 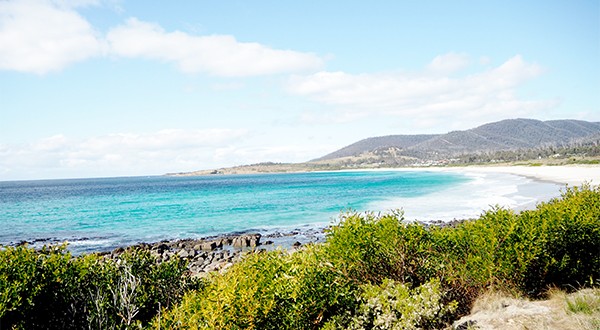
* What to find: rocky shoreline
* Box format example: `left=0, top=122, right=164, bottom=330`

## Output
left=103, top=233, right=266, bottom=277
left=97, top=228, right=327, bottom=277
left=95, top=220, right=464, bottom=277
left=9, top=220, right=465, bottom=278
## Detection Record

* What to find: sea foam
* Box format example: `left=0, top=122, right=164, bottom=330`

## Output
left=368, top=171, right=561, bottom=221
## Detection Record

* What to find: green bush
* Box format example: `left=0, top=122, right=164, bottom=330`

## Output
left=323, top=278, right=456, bottom=330
left=156, top=245, right=356, bottom=329
left=0, top=244, right=79, bottom=329
left=323, top=184, right=600, bottom=311
left=324, top=210, right=446, bottom=286
left=0, top=245, right=193, bottom=329
left=443, top=185, right=600, bottom=297
left=523, top=184, right=600, bottom=294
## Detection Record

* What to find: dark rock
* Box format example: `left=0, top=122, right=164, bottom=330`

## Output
left=154, top=243, right=169, bottom=253
left=292, top=241, right=302, bottom=248
left=264, top=240, right=274, bottom=245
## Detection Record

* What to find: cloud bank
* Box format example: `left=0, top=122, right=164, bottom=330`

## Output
left=106, top=18, right=323, bottom=76
left=0, top=0, right=323, bottom=76
left=288, top=55, right=557, bottom=128
left=0, top=128, right=337, bottom=180
left=0, top=129, right=248, bottom=179
left=0, top=0, right=104, bottom=74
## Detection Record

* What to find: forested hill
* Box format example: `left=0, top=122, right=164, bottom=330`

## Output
left=172, top=118, right=600, bottom=176
left=315, top=118, right=600, bottom=161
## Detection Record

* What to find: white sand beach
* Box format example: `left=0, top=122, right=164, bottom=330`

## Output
left=446, top=165, right=600, bottom=186
left=366, top=165, right=600, bottom=221
left=345, top=164, right=600, bottom=187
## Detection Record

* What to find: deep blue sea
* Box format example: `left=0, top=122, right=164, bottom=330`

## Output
left=0, top=170, right=560, bottom=253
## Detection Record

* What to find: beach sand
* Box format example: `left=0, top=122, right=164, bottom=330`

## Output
left=444, top=164, right=600, bottom=186
left=360, top=165, right=599, bottom=222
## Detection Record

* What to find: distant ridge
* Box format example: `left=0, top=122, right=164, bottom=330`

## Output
left=316, top=135, right=436, bottom=160
left=315, top=119, right=600, bottom=162
left=173, top=118, right=600, bottom=176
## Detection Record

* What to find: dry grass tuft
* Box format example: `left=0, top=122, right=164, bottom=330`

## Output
left=452, top=288, right=600, bottom=330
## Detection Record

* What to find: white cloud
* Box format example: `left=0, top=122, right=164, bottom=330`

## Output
left=106, top=18, right=324, bottom=77
left=0, top=0, right=104, bottom=74
left=288, top=55, right=554, bottom=127
left=0, top=2, right=322, bottom=76
left=0, top=129, right=248, bottom=179
left=427, top=52, right=470, bottom=74
left=79, top=129, right=244, bottom=152
left=33, top=134, right=70, bottom=151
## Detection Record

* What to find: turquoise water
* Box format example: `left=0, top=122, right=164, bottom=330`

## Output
left=0, top=171, right=468, bottom=252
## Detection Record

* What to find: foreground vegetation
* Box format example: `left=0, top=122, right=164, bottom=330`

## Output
left=1, top=185, right=599, bottom=329
left=0, top=246, right=198, bottom=329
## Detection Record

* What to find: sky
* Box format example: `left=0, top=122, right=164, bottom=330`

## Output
left=0, top=0, right=599, bottom=180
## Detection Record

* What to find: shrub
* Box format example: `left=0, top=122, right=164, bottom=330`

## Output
left=442, top=184, right=600, bottom=296
left=156, top=245, right=356, bottom=329
left=322, top=278, right=456, bottom=330
left=0, top=245, right=193, bottom=329
left=531, top=184, right=600, bottom=293
left=324, top=210, right=445, bottom=286
left=323, top=184, right=600, bottom=312
left=0, top=244, right=80, bottom=329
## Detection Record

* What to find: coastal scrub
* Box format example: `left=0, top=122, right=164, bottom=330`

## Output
left=1, top=185, right=599, bottom=329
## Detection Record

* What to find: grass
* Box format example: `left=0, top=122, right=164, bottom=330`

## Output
left=454, top=288, right=600, bottom=330
left=564, top=288, right=600, bottom=315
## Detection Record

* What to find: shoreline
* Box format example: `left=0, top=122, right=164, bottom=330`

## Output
left=176, top=163, right=600, bottom=187
left=441, top=164, right=600, bottom=186
left=10, top=165, right=598, bottom=277
left=6, top=165, right=598, bottom=265
left=324, top=164, right=600, bottom=187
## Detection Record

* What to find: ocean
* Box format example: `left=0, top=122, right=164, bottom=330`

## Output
left=0, top=170, right=560, bottom=253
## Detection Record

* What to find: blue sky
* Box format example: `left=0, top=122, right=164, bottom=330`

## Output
left=1, top=0, right=598, bottom=180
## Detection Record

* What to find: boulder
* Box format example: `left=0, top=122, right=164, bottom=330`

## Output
left=232, top=236, right=246, bottom=248
left=232, top=233, right=262, bottom=248
left=249, top=235, right=261, bottom=247
left=154, top=243, right=169, bottom=253
left=201, top=241, right=217, bottom=251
